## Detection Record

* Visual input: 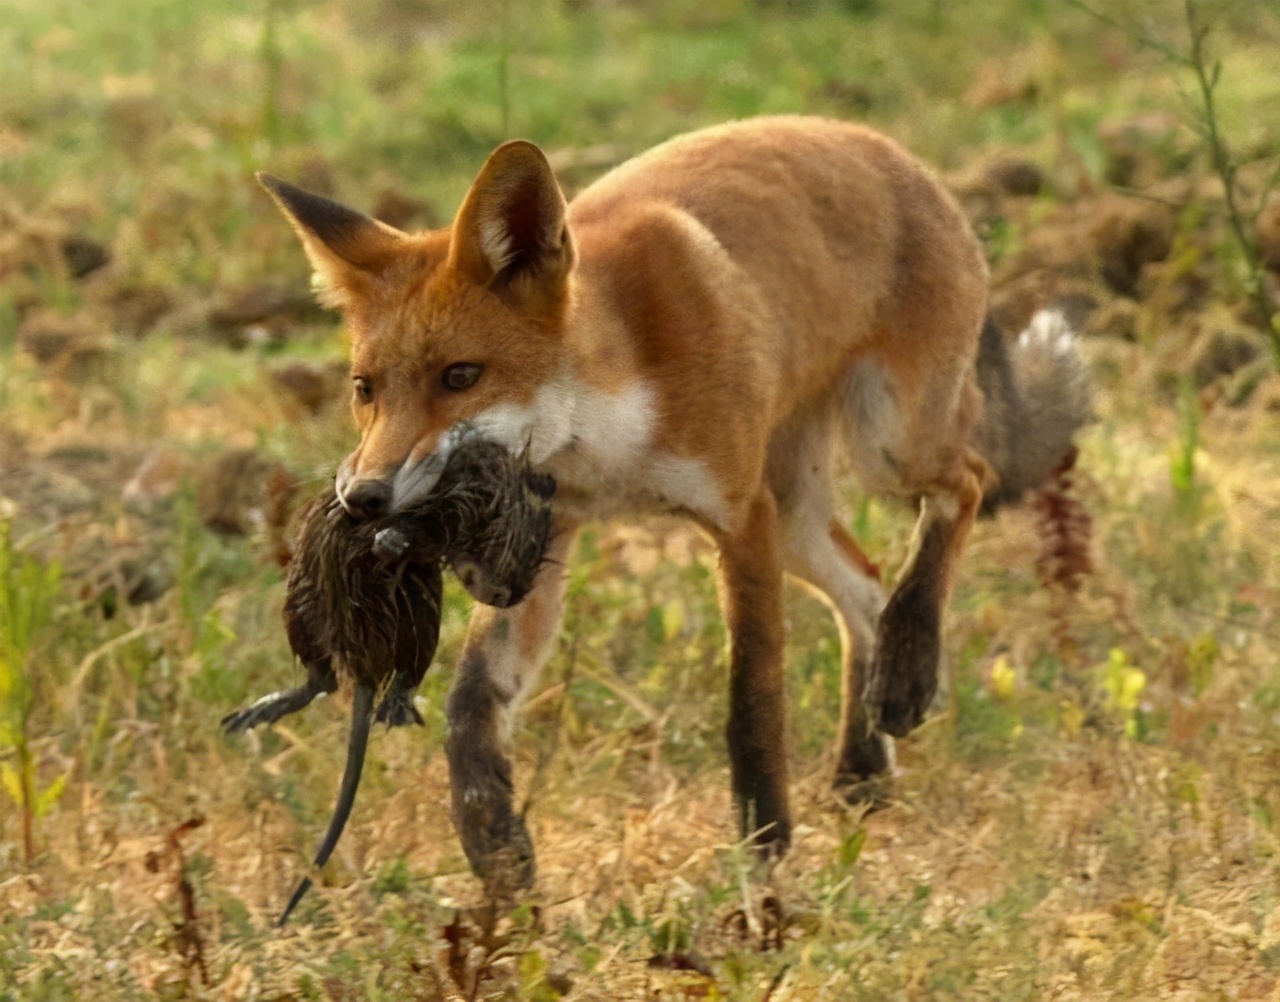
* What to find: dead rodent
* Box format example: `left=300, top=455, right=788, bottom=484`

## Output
left=221, top=436, right=556, bottom=926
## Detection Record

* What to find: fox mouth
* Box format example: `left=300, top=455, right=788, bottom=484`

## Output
left=347, top=394, right=553, bottom=515
left=335, top=445, right=451, bottom=518
left=389, top=448, right=452, bottom=512
left=387, top=422, right=500, bottom=513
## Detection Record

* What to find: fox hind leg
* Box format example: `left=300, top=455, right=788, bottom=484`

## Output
left=847, top=355, right=989, bottom=738
left=864, top=450, right=986, bottom=737
left=776, top=437, right=892, bottom=802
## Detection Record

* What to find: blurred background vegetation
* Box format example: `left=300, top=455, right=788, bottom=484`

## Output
left=2, top=0, right=1280, bottom=999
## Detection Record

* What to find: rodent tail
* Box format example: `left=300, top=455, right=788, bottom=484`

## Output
left=278, top=681, right=376, bottom=928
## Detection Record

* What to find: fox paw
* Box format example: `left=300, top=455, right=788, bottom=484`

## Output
left=834, top=773, right=894, bottom=809
left=454, top=795, right=536, bottom=899
left=448, top=744, right=536, bottom=898
left=865, top=584, right=940, bottom=738
left=833, top=724, right=893, bottom=807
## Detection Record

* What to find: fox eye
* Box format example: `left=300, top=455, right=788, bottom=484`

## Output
left=353, top=376, right=373, bottom=404
left=442, top=363, right=483, bottom=392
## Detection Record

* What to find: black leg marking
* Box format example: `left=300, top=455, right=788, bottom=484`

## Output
left=720, top=495, right=792, bottom=858
left=833, top=684, right=892, bottom=806
left=446, top=650, right=535, bottom=897
left=726, top=708, right=793, bottom=856
left=865, top=520, right=948, bottom=738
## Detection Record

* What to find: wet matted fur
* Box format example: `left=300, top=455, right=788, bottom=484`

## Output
left=222, top=436, right=555, bottom=925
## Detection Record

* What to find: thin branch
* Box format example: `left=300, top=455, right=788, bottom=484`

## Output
left=1067, top=0, right=1279, bottom=361
left=1107, top=184, right=1183, bottom=209
left=1252, top=156, right=1280, bottom=224
left=1063, top=0, right=1190, bottom=65
left=1180, top=0, right=1279, bottom=358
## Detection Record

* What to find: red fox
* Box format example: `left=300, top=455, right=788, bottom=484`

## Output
left=260, top=115, right=1088, bottom=891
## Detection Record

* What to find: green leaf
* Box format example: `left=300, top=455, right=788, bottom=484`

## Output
left=34, top=772, right=69, bottom=818
left=1, top=761, right=24, bottom=806
left=578, top=944, right=603, bottom=974
left=661, top=601, right=684, bottom=642
left=838, top=828, right=867, bottom=868
left=1187, top=632, right=1220, bottom=695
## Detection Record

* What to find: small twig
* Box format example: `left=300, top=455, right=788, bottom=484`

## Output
left=66, top=613, right=160, bottom=715
left=1105, top=183, right=1184, bottom=209
left=17, top=740, right=33, bottom=867
left=1182, top=7, right=1249, bottom=268
left=1063, top=0, right=1188, bottom=65
left=760, top=963, right=792, bottom=1002
left=146, top=817, right=209, bottom=985
left=575, top=652, right=660, bottom=724
left=1251, top=156, right=1280, bottom=226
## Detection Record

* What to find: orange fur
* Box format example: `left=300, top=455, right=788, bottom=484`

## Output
left=263, top=115, right=993, bottom=872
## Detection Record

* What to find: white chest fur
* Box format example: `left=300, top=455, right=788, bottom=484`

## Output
left=514, top=379, right=728, bottom=528
left=391, top=376, right=727, bottom=527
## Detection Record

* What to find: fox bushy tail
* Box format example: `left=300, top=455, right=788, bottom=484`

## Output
left=972, top=309, right=1092, bottom=512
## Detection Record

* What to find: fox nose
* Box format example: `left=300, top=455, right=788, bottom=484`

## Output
left=341, top=479, right=392, bottom=521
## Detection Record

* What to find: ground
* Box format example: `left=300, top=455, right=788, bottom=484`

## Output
left=2, top=1, right=1280, bottom=999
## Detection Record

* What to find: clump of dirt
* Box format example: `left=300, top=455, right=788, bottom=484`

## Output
left=100, top=282, right=175, bottom=337
left=15, top=309, right=122, bottom=384
left=1088, top=196, right=1175, bottom=296
left=0, top=201, right=112, bottom=306
left=207, top=284, right=325, bottom=346
left=1189, top=321, right=1267, bottom=389
left=984, top=157, right=1044, bottom=198
left=371, top=187, right=439, bottom=230
left=195, top=448, right=297, bottom=536
left=60, top=234, right=110, bottom=279
left=1097, top=112, right=1188, bottom=189
left=16, top=310, right=105, bottom=364
left=268, top=359, right=350, bottom=415
left=77, top=542, right=174, bottom=616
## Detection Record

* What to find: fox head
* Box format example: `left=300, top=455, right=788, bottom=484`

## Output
left=259, top=141, right=574, bottom=519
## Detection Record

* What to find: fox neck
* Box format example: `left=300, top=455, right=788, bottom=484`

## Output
left=524, top=274, right=653, bottom=469
left=513, top=269, right=726, bottom=527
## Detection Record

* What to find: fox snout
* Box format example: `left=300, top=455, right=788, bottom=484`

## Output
left=336, top=437, right=458, bottom=519
left=339, top=469, right=435, bottom=520
left=336, top=451, right=401, bottom=520
left=340, top=479, right=393, bottom=520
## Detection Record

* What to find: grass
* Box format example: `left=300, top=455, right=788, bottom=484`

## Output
left=3, top=0, right=1280, bottom=998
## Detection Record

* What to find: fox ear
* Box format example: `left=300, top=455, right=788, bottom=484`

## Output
left=449, top=141, right=573, bottom=299
left=257, top=173, right=404, bottom=308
